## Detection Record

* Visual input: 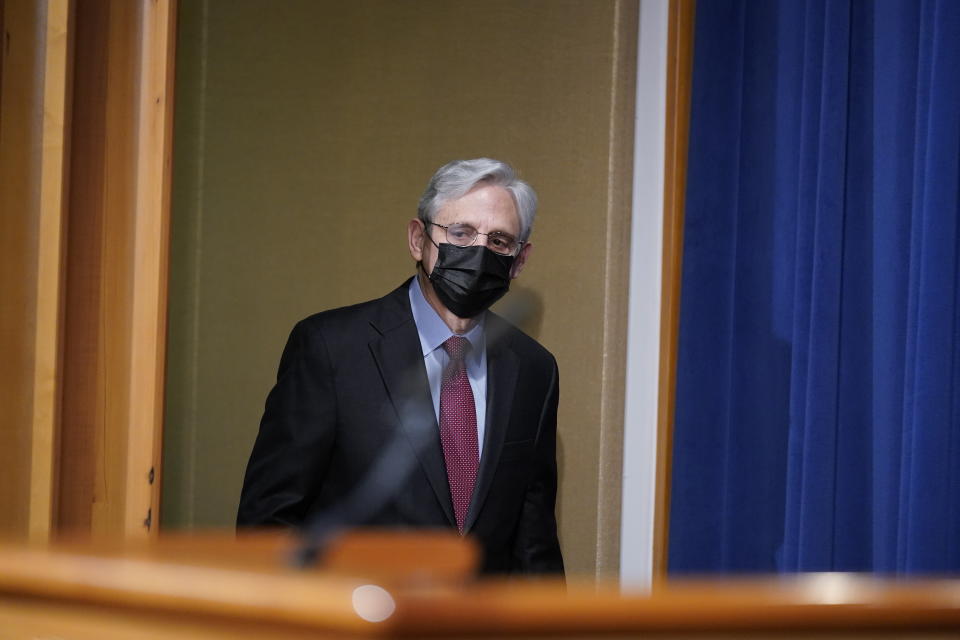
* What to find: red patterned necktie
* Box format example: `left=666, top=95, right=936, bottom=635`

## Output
left=439, top=336, right=479, bottom=534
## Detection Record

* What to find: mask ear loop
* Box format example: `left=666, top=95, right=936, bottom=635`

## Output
left=418, top=220, right=442, bottom=276
left=422, top=220, right=441, bottom=249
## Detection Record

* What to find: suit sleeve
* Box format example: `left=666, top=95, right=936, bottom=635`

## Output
left=513, top=357, right=565, bottom=574
left=237, top=320, right=337, bottom=527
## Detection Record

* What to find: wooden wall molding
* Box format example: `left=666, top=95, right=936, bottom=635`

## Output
left=653, top=0, right=695, bottom=581
left=124, top=0, right=176, bottom=535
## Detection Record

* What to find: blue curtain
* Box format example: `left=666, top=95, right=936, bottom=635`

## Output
left=669, top=0, right=960, bottom=573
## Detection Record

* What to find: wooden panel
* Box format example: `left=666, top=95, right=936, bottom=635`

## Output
left=59, top=0, right=175, bottom=537
left=58, top=0, right=106, bottom=533
left=124, top=0, right=176, bottom=535
left=0, top=0, right=71, bottom=541
left=0, top=0, right=175, bottom=541
left=59, top=0, right=136, bottom=535
left=653, top=0, right=695, bottom=581
left=98, top=0, right=139, bottom=534
left=0, top=0, right=5, bottom=122
left=29, top=0, right=72, bottom=541
left=0, top=0, right=44, bottom=539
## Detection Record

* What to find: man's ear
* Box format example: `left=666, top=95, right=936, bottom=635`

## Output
left=408, top=219, right=426, bottom=262
left=510, top=242, right=533, bottom=279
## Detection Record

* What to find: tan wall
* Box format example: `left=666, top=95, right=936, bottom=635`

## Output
left=163, top=0, right=636, bottom=577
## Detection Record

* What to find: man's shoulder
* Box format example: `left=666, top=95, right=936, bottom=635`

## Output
left=293, top=279, right=412, bottom=338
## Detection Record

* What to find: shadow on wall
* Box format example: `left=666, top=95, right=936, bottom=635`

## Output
left=494, top=285, right=544, bottom=341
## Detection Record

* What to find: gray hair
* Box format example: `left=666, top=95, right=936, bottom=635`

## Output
left=417, top=158, right=537, bottom=242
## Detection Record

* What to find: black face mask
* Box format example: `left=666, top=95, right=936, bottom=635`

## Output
left=426, top=243, right=515, bottom=318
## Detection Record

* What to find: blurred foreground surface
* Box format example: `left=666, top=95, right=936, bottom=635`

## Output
left=1, top=531, right=960, bottom=639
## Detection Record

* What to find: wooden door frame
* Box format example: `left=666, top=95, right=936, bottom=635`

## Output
left=0, top=0, right=176, bottom=540
left=652, top=0, right=695, bottom=580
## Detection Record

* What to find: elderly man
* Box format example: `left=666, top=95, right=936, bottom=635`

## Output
left=238, top=158, right=563, bottom=575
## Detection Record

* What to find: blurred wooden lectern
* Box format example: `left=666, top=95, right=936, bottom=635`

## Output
left=1, top=531, right=959, bottom=639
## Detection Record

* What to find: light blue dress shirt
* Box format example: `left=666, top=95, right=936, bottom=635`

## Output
left=409, top=276, right=488, bottom=458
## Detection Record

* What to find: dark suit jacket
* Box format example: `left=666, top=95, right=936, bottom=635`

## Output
left=237, top=279, right=564, bottom=575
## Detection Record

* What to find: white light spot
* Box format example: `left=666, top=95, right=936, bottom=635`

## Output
left=802, top=573, right=859, bottom=605
left=352, top=584, right=396, bottom=623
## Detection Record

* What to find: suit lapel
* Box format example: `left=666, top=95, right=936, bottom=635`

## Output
left=464, top=320, right=518, bottom=533
left=368, top=284, right=456, bottom=528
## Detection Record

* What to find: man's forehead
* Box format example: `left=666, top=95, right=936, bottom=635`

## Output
left=435, top=185, right=519, bottom=231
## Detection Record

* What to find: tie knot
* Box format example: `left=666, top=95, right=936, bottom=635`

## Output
left=443, top=335, right=471, bottom=362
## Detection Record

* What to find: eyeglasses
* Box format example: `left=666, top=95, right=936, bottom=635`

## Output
left=426, top=221, right=523, bottom=257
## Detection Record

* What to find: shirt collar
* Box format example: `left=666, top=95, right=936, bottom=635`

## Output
left=409, top=275, right=485, bottom=358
